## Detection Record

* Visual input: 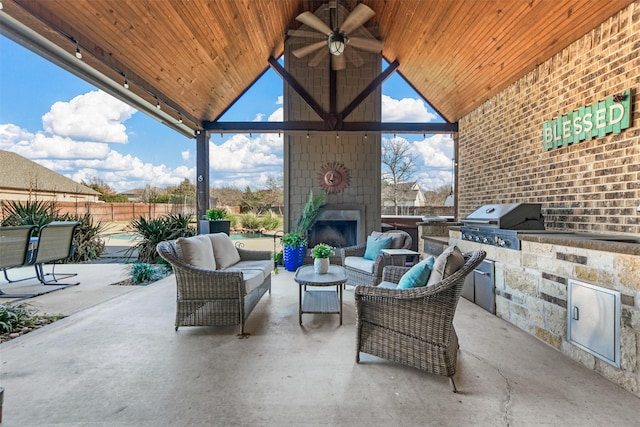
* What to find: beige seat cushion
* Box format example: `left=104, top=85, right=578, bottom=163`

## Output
left=207, top=232, right=241, bottom=269
left=426, top=245, right=465, bottom=287
left=371, top=230, right=406, bottom=249
left=176, top=235, right=216, bottom=270
left=344, top=256, right=376, bottom=274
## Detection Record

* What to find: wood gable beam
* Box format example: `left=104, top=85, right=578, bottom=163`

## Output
left=202, top=58, right=458, bottom=134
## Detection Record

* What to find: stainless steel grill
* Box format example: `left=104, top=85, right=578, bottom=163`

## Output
left=460, top=203, right=544, bottom=250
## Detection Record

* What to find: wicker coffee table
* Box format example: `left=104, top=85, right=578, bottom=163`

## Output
left=294, top=265, right=347, bottom=326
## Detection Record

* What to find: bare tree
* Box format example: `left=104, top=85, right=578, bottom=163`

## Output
left=381, top=138, right=418, bottom=215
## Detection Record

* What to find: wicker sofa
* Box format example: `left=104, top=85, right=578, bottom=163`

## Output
left=156, top=233, right=273, bottom=335
left=354, top=248, right=486, bottom=392
left=340, top=230, right=413, bottom=287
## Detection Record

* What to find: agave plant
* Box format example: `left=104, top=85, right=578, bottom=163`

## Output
left=0, top=199, right=59, bottom=233
left=128, top=213, right=196, bottom=263
left=65, top=213, right=108, bottom=262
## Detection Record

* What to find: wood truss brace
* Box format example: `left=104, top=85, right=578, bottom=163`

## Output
left=202, top=57, right=458, bottom=134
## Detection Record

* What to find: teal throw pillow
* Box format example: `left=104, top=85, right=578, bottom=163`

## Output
left=363, top=236, right=392, bottom=260
left=397, top=256, right=435, bottom=289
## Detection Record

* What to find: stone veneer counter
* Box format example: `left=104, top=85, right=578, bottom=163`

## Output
left=518, top=233, right=640, bottom=256
left=449, top=228, right=640, bottom=397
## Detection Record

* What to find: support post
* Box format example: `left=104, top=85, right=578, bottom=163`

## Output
left=196, top=131, right=210, bottom=233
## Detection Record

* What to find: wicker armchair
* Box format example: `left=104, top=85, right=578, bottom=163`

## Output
left=340, top=230, right=412, bottom=287
left=354, top=249, right=486, bottom=392
left=156, top=239, right=272, bottom=335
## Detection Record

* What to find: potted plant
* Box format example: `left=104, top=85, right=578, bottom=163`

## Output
left=281, top=190, right=326, bottom=272
left=311, top=243, right=333, bottom=274
left=199, top=208, right=231, bottom=235
left=281, top=231, right=307, bottom=272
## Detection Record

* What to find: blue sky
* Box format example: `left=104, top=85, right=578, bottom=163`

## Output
left=0, top=36, right=454, bottom=193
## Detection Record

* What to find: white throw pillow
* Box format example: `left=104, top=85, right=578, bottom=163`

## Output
left=207, top=233, right=241, bottom=269
left=176, top=235, right=216, bottom=270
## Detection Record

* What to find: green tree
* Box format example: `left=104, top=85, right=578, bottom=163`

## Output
left=81, top=177, right=129, bottom=202
left=168, top=178, right=196, bottom=205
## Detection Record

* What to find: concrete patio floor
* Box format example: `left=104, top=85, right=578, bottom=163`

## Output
left=0, top=261, right=639, bottom=426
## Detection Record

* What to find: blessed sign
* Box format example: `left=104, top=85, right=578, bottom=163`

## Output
left=542, top=89, right=632, bottom=151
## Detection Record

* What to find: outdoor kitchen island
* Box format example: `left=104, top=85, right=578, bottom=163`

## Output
left=450, top=228, right=640, bottom=397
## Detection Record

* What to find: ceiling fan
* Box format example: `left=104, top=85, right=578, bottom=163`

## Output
left=289, top=2, right=383, bottom=71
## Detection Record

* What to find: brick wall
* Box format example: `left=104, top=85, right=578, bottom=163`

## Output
left=458, top=2, right=640, bottom=233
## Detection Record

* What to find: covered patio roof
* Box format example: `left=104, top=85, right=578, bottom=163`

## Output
left=1, top=0, right=633, bottom=137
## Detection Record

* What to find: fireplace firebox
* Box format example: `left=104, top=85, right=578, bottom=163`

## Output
left=307, top=209, right=363, bottom=249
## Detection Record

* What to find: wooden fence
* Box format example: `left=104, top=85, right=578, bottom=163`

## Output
left=53, top=201, right=195, bottom=222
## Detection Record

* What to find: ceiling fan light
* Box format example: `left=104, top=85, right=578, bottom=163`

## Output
left=328, top=33, right=346, bottom=56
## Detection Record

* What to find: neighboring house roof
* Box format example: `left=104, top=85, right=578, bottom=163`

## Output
left=0, top=150, right=100, bottom=196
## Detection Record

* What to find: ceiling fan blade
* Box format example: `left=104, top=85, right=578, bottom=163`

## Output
left=332, top=54, right=346, bottom=71
left=340, top=4, right=376, bottom=34
left=345, top=48, right=364, bottom=68
left=287, top=29, right=326, bottom=40
left=348, top=37, right=383, bottom=53
left=296, top=11, right=333, bottom=35
left=292, top=40, right=327, bottom=58
left=308, top=47, right=329, bottom=67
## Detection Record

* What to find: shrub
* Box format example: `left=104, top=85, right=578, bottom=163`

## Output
left=240, top=211, right=262, bottom=230
left=65, top=213, right=107, bottom=262
left=0, top=199, right=58, bottom=232
left=0, top=303, right=35, bottom=333
left=260, top=211, right=282, bottom=231
left=129, top=262, right=170, bottom=285
left=128, top=213, right=196, bottom=263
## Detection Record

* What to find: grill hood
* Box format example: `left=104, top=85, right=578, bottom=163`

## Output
left=463, top=203, right=545, bottom=230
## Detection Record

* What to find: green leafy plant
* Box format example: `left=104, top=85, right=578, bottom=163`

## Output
left=204, top=208, right=228, bottom=220
left=240, top=211, right=262, bottom=230
left=273, top=250, right=283, bottom=265
left=311, top=243, right=333, bottom=258
left=260, top=210, right=282, bottom=231
left=281, top=231, right=306, bottom=247
left=0, top=199, right=59, bottom=233
left=128, top=213, right=196, bottom=262
left=65, top=213, right=107, bottom=262
left=0, top=303, right=35, bottom=333
left=294, top=190, right=325, bottom=235
left=129, top=262, right=170, bottom=285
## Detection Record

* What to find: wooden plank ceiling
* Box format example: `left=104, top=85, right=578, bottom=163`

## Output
left=1, top=0, right=633, bottom=136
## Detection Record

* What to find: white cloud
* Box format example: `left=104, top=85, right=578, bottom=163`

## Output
left=0, top=123, right=35, bottom=150
left=1, top=119, right=194, bottom=193
left=268, top=107, right=283, bottom=121
left=210, top=133, right=282, bottom=172
left=42, top=90, right=136, bottom=143
left=181, top=150, right=190, bottom=161
left=253, top=113, right=264, bottom=122
left=413, top=134, right=454, bottom=168
left=276, top=96, right=283, bottom=105
left=381, top=94, right=438, bottom=122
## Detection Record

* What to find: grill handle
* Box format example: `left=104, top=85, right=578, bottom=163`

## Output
left=462, top=220, right=498, bottom=226
left=473, top=269, right=490, bottom=276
